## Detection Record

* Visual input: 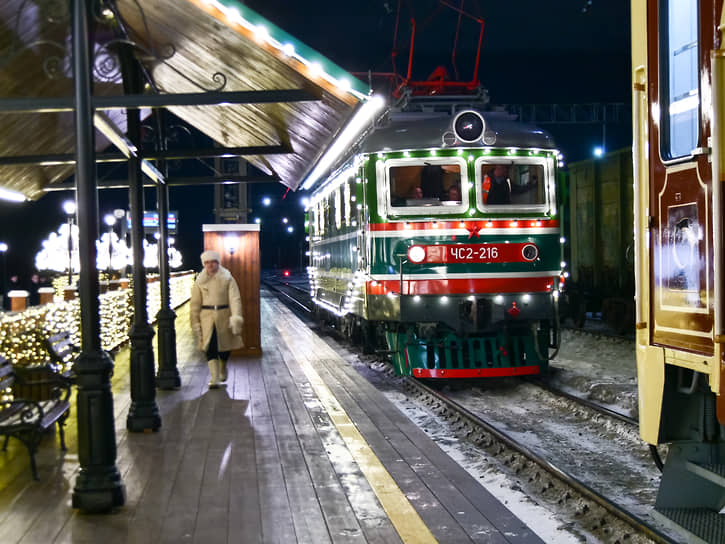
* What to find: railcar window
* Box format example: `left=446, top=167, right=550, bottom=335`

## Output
left=343, top=178, right=352, bottom=227
left=334, top=187, right=342, bottom=230
left=318, top=201, right=325, bottom=236
left=311, top=203, right=319, bottom=237
left=478, top=162, right=546, bottom=206
left=388, top=162, right=463, bottom=208
left=660, top=0, right=699, bottom=159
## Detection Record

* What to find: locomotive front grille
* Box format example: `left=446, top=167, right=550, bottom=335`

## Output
left=388, top=328, right=545, bottom=378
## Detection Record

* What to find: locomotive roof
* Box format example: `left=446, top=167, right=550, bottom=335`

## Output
left=359, top=110, right=557, bottom=154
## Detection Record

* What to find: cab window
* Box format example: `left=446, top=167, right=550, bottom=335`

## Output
left=386, top=158, right=467, bottom=214
left=475, top=160, right=546, bottom=208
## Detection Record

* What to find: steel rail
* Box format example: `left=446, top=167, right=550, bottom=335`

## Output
left=525, top=376, right=638, bottom=426
left=402, top=376, right=676, bottom=544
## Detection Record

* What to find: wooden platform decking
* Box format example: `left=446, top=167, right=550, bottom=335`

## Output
left=0, top=289, right=542, bottom=543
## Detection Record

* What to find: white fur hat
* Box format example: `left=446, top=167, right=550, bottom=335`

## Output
left=200, top=250, right=221, bottom=264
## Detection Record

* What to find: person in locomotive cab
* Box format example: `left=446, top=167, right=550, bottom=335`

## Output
left=420, top=164, right=445, bottom=199
left=190, top=250, right=244, bottom=388
left=409, top=186, right=424, bottom=199
left=420, top=163, right=461, bottom=200
left=445, top=184, right=461, bottom=201
left=482, top=164, right=512, bottom=205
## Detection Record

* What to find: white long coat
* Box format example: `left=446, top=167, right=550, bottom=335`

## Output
left=190, top=265, right=244, bottom=352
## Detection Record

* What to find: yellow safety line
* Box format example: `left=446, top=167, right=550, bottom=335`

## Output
left=292, top=351, right=438, bottom=543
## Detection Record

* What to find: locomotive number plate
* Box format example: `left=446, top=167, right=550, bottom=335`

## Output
left=423, top=243, right=533, bottom=263
left=448, top=245, right=500, bottom=262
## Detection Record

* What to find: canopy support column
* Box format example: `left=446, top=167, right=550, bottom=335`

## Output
left=70, top=0, right=125, bottom=512
left=122, top=48, right=161, bottom=432
left=155, top=110, right=180, bottom=389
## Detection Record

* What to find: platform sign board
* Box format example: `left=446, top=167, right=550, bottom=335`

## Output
left=127, top=211, right=178, bottom=234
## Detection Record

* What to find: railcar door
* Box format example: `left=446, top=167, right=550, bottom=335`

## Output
left=646, top=0, right=720, bottom=358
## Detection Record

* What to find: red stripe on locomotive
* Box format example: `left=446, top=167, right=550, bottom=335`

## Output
left=366, top=277, right=553, bottom=295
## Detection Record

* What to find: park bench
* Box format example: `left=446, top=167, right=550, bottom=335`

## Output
left=0, top=354, right=72, bottom=480
left=43, top=330, right=78, bottom=374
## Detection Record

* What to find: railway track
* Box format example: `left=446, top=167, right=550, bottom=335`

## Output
left=263, top=274, right=676, bottom=543
left=400, top=376, right=673, bottom=543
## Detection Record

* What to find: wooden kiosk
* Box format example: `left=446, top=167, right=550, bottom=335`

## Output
left=202, top=224, right=261, bottom=355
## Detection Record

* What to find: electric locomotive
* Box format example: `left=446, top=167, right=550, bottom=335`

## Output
left=631, top=0, right=725, bottom=540
left=306, top=106, right=564, bottom=378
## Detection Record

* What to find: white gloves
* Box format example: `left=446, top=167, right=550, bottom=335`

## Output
left=229, top=315, right=243, bottom=336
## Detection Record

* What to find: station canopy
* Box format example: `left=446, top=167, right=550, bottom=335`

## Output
left=0, top=0, right=378, bottom=201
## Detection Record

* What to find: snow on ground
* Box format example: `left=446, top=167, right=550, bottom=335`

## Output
left=342, top=325, right=667, bottom=543
left=384, top=388, right=589, bottom=544
left=549, top=328, right=639, bottom=419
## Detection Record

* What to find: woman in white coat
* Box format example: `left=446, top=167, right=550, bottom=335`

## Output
left=190, top=250, right=244, bottom=388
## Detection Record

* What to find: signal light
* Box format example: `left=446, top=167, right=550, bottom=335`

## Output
left=283, top=270, right=290, bottom=277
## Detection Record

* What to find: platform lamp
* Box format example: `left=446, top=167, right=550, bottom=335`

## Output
left=62, top=200, right=76, bottom=286
left=0, top=242, right=7, bottom=310
left=223, top=234, right=238, bottom=256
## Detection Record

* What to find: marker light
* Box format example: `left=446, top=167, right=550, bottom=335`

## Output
left=407, top=245, right=426, bottom=263
left=522, top=244, right=539, bottom=261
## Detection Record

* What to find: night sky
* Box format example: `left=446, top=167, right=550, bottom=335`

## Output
left=0, top=0, right=631, bottom=289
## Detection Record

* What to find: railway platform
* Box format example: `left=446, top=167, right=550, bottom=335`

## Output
left=0, top=288, right=543, bottom=543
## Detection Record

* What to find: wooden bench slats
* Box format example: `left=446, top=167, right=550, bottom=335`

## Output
left=0, top=353, right=71, bottom=480
left=44, top=332, right=78, bottom=369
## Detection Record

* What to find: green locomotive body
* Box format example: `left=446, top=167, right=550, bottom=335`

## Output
left=307, top=109, right=563, bottom=377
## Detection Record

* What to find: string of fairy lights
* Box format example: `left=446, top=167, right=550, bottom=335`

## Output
left=0, top=273, right=195, bottom=406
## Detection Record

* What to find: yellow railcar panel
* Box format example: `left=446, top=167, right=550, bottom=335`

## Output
left=636, top=335, right=665, bottom=445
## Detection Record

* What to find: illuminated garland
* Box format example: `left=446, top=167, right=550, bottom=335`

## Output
left=0, top=272, right=195, bottom=375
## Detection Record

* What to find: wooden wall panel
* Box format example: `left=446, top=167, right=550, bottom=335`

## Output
left=203, top=225, right=261, bottom=355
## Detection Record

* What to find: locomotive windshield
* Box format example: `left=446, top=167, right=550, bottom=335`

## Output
left=385, top=158, right=468, bottom=213
left=474, top=158, right=551, bottom=210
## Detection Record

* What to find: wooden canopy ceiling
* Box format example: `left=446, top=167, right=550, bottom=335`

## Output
left=0, top=0, right=368, bottom=200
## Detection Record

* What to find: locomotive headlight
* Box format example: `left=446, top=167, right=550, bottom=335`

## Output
left=521, top=244, right=539, bottom=261
left=522, top=294, right=531, bottom=304
left=407, top=245, right=426, bottom=263
left=453, top=110, right=485, bottom=143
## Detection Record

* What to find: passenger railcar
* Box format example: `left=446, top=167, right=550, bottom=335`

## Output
left=632, top=0, right=725, bottom=539
left=306, top=108, right=564, bottom=378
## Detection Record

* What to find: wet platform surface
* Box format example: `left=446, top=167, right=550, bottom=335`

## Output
left=0, top=289, right=543, bottom=543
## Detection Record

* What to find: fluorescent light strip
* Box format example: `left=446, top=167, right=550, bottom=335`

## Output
left=302, top=95, right=386, bottom=190
left=0, top=187, right=26, bottom=202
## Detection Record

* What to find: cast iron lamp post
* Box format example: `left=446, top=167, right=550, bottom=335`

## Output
left=63, top=200, right=76, bottom=286
left=0, top=242, right=7, bottom=310
left=103, top=213, right=116, bottom=277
